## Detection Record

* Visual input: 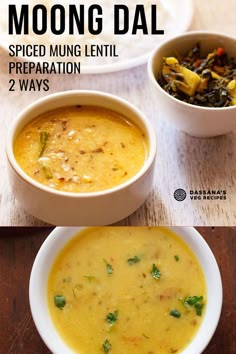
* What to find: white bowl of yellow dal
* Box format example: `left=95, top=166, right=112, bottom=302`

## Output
left=6, top=90, right=157, bottom=225
left=29, top=226, right=222, bottom=354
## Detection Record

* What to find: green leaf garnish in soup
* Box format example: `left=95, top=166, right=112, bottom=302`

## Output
left=106, top=310, right=118, bottom=327
left=184, top=296, right=204, bottom=316
left=127, top=255, right=141, bottom=265
left=102, top=339, right=112, bottom=353
left=54, top=295, right=66, bottom=310
left=174, top=255, right=179, bottom=262
left=103, top=259, right=113, bottom=275
left=195, top=303, right=204, bottom=316
left=151, top=263, right=161, bottom=279
left=170, top=309, right=181, bottom=318
left=39, top=131, right=49, bottom=157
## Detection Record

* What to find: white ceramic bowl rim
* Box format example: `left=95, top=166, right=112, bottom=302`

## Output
left=148, top=30, right=236, bottom=111
left=29, top=226, right=223, bottom=354
left=6, top=90, right=157, bottom=198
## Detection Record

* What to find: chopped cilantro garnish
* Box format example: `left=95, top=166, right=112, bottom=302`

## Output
left=103, top=339, right=112, bottom=353
left=106, top=310, right=118, bottom=327
left=151, top=263, right=161, bottom=280
left=54, top=295, right=66, bottom=310
left=127, top=256, right=141, bottom=265
left=170, top=309, right=181, bottom=318
left=174, top=255, right=179, bottom=261
left=183, top=296, right=204, bottom=316
left=195, top=302, right=204, bottom=316
left=103, top=259, right=113, bottom=274
left=184, top=295, right=203, bottom=306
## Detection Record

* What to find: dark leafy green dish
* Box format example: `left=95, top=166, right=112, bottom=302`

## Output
left=158, top=44, right=236, bottom=107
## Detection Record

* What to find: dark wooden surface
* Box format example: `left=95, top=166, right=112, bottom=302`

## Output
left=0, top=227, right=235, bottom=354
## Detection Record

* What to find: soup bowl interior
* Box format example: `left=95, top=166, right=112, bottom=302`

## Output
left=6, top=90, right=157, bottom=225
left=148, top=31, right=236, bottom=137
left=29, top=226, right=222, bottom=354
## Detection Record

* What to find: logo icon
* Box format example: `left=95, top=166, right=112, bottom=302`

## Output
left=174, top=189, right=187, bottom=202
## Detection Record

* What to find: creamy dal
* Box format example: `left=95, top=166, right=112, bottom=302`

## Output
left=14, top=106, right=148, bottom=193
left=47, top=227, right=206, bottom=354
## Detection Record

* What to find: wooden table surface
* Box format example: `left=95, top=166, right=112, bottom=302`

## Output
left=0, top=226, right=235, bottom=354
left=0, top=0, right=236, bottom=226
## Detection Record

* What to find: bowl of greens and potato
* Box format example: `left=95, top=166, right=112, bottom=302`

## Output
left=148, top=31, right=236, bottom=137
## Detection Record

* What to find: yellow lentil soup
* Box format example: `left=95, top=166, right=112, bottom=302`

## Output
left=47, top=227, right=206, bottom=354
left=14, top=106, right=148, bottom=193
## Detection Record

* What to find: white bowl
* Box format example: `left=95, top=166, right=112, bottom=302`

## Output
left=148, top=31, right=236, bottom=137
left=6, top=90, right=156, bottom=225
left=29, top=226, right=222, bottom=354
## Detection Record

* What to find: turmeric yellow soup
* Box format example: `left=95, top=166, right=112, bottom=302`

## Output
left=47, top=227, right=206, bottom=354
left=14, top=106, right=148, bottom=193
